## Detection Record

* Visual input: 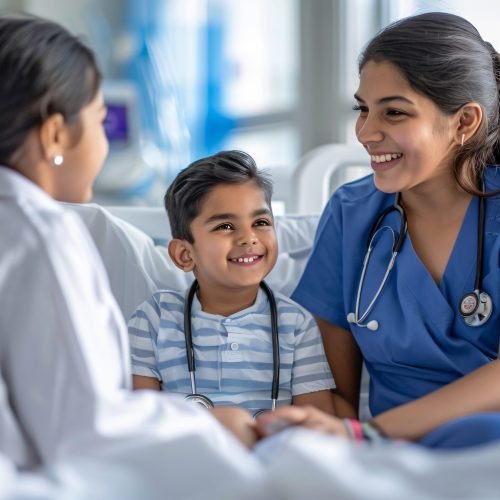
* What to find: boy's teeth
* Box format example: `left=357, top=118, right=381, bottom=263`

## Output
left=234, top=256, right=258, bottom=263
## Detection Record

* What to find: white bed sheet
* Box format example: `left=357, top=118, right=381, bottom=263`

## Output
left=2, top=429, right=500, bottom=499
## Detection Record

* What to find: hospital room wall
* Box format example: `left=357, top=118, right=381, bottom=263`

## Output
left=1, top=0, right=124, bottom=37
left=0, top=0, right=126, bottom=77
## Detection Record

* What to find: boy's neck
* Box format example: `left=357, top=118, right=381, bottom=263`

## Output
left=196, top=284, right=260, bottom=317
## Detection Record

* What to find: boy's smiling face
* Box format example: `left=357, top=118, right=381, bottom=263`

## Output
left=183, top=180, right=278, bottom=295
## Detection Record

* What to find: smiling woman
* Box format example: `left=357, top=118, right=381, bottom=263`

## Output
left=258, top=11, right=500, bottom=450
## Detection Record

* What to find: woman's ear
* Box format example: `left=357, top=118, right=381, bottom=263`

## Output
left=168, top=239, right=196, bottom=272
left=38, top=113, right=71, bottom=163
left=455, top=102, right=483, bottom=146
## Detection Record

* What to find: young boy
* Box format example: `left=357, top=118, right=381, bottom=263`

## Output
left=128, top=150, right=335, bottom=416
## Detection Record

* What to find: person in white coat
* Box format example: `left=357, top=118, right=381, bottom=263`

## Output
left=0, top=15, right=257, bottom=472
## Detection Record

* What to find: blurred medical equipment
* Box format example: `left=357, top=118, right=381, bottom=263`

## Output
left=93, top=81, right=167, bottom=205
left=348, top=186, right=492, bottom=331
left=183, top=279, right=280, bottom=417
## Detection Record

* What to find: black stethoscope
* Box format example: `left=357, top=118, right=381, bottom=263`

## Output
left=183, top=279, right=280, bottom=417
left=347, top=190, right=493, bottom=331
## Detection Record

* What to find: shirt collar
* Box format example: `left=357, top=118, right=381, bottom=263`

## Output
left=191, top=285, right=268, bottom=319
left=0, top=165, right=56, bottom=210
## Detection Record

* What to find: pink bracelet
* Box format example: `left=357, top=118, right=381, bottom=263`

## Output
left=347, top=418, right=364, bottom=441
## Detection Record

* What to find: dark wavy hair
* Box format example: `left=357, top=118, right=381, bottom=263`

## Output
left=0, top=15, right=101, bottom=165
left=164, top=150, right=273, bottom=242
left=359, top=12, right=500, bottom=197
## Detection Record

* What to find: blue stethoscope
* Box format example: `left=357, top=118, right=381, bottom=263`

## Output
left=347, top=191, right=493, bottom=331
left=183, top=279, right=280, bottom=417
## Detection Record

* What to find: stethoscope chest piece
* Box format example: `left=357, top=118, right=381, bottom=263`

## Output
left=252, top=409, right=268, bottom=419
left=459, top=290, right=493, bottom=327
left=185, top=393, right=215, bottom=409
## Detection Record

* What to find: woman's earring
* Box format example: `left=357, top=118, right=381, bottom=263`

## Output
left=461, top=134, right=465, bottom=147
left=52, top=155, right=64, bottom=167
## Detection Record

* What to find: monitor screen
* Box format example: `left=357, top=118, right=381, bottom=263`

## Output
left=104, top=103, right=129, bottom=145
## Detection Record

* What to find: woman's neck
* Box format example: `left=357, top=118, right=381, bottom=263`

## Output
left=400, top=173, right=472, bottom=222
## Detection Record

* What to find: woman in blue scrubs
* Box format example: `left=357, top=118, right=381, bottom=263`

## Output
left=257, top=12, right=500, bottom=449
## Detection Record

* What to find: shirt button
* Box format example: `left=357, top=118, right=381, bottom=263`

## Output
left=230, top=342, right=239, bottom=351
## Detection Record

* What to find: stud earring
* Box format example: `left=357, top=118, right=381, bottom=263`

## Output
left=53, top=155, right=64, bottom=167
left=461, top=134, right=465, bottom=147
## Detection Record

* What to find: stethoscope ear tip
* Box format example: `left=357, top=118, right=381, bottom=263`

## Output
left=347, top=312, right=356, bottom=323
left=367, top=320, right=379, bottom=331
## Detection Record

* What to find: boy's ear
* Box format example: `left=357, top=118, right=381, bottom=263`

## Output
left=168, top=239, right=196, bottom=272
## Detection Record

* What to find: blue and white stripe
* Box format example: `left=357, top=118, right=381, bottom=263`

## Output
left=128, top=287, right=335, bottom=413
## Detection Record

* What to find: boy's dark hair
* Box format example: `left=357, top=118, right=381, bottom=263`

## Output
left=0, top=15, right=101, bottom=165
left=164, top=150, right=273, bottom=243
left=360, top=12, right=500, bottom=197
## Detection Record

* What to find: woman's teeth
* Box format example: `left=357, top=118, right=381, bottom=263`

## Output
left=371, top=153, right=402, bottom=163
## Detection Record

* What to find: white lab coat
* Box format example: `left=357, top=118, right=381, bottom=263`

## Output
left=0, top=167, right=248, bottom=476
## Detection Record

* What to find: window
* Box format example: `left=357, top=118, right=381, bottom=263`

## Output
left=386, top=0, right=500, bottom=46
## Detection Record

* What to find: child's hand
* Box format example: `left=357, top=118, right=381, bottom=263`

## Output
left=210, top=407, right=259, bottom=448
left=255, top=405, right=349, bottom=438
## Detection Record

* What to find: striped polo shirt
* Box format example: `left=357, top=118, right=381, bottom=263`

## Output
left=128, top=287, right=335, bottom=413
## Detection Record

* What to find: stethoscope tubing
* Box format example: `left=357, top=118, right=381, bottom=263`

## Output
left=366, top=193, right=407, bottom=252
left=260, top=280, right=280, bottom=405
left=183, top=279, right=280, bottom=409
left=355, top=249, right=398, bottom=325
left=475, top=186, right=485, bottom=291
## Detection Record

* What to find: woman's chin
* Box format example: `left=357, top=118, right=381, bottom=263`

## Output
left=372, top=174, right=401, bottom=194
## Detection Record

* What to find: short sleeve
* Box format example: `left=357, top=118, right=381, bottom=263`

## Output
left=290, top=308, right=335, bottom=396
left=291, top=193, right=349, bottom=329
left=128, top=296, right=162, bottom=380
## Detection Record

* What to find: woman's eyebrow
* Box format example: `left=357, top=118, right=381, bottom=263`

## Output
left=354, top=93, right=415, bottom=105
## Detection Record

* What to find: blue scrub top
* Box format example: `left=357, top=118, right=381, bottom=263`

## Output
left=292, top=167, right=500, bottom=417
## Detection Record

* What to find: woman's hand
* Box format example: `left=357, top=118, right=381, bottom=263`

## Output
left=255, top=405, right=349, bottom=438
left=210, top=407, right=259, bottom=448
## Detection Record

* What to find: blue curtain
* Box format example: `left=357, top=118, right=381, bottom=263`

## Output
left=123, top=0, right=236, bottom=180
